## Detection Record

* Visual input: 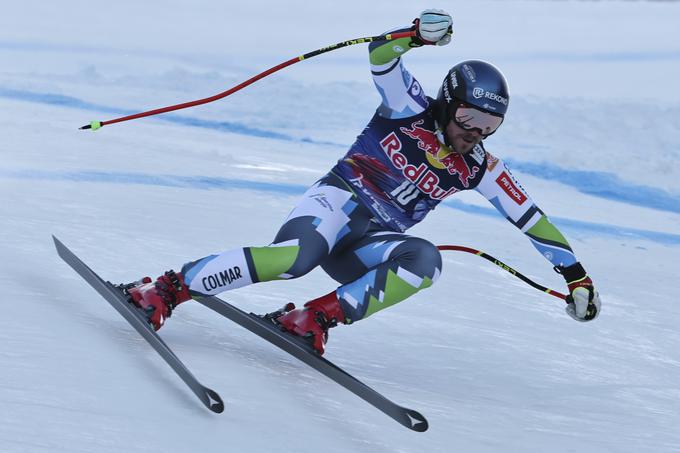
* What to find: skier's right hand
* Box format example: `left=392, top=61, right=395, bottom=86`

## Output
left=414, top=9, right=453, bottom=46
left=565, top=276, right=601, bottom=322
left=556, top=262, right=601, bottom=322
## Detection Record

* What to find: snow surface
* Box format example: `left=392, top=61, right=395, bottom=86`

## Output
left=1, top=1, right=680, bottom=452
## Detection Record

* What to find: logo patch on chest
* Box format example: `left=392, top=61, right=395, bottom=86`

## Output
left=399, top=119, right=441, bottom=156
left=398, top=120, right=481, bottom=188
left=380, top=132, right=458, bottom=200
left=439, top=153, right=480, bottom=188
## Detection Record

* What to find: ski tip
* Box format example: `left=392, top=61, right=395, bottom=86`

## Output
left=205, top=388, right=225, bottom=414
left=404, top=409, right=429, bottom=432
left=52, top=235, right=65, bottom=252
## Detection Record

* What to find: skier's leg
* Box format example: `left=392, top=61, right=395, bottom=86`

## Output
left=128, top=172, right=373, bottom=330
left=323, top=231, right=442, bottom=322
left=181, top=172, right=373, bottom=295
left=277, top=230, right=441, bottom=353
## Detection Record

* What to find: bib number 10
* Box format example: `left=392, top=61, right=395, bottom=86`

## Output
left=390, top=180, right=420, bottom=206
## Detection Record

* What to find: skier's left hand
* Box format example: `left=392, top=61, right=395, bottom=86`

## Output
left=557, top=262, right=601, bottom=322
left=414, top=9, right=453, bottom=46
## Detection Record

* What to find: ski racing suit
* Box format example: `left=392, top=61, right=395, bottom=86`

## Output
left=179, top=31, right=578, bottom=324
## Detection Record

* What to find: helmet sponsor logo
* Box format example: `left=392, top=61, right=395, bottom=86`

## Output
left=495, top=171, right=527, bottom=205
left=443, top=81, right=452, bottom=102
left=473, top=88, right=508, bottom=106
left=450, top=71, right=458, bottom=90
left=485, top=91, right=508, bottom=106
left=462, top=64, right=476, bottom=82
left=393, top=45, right=405, bottom=53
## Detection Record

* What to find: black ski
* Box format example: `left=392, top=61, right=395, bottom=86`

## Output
left=53, top=236, right=224, bottom=414
left=194, top=295, right=428, bottom=432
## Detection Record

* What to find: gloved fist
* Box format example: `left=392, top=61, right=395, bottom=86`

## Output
left=414, top=9, right=453, bottom=46
left=556, top=262, right=601, bottom=322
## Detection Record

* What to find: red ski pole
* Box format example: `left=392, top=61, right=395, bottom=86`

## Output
left=80, top=31, right=417, bottom=131
left=436, top=245, right=567, bottom=301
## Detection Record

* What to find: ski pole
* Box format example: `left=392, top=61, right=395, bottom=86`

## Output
left=436, top=245, right=567, bottom=301
left=80, top=30, right=417, bottom=131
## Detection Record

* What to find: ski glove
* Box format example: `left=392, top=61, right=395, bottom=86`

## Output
left=414, top=9, right=453, bottom=46
left=556, top=262, right=601, bottom=322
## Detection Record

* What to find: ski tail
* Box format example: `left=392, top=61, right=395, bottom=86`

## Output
left=53, top=236, right=224, bottom=414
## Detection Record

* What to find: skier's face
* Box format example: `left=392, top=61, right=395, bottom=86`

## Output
left=445, top=120, right=483, bottom=155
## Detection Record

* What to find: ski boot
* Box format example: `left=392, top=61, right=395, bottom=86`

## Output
left=268, top=292, right=346, bottom=355
left=120, top=270, right=192, bottom=331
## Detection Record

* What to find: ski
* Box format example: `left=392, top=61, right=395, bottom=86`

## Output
left=52, top=236, right=224, bottom=414
left=194, top=294, right=429, bottom=432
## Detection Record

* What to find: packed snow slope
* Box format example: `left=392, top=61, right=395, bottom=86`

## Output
left=1, top=1, right=679, bottom=452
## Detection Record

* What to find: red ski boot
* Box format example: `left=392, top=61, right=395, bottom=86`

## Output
left=125, top=270, right=192, bottom=331
left=275, top=291, right=346, bottom=355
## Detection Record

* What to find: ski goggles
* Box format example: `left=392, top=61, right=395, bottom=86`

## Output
left=452, top=103, right=504, bottom=137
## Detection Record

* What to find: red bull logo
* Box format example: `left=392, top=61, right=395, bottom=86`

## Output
left=399, top=119, right=479, bottom=188
left=439, top=152, right=479, bottom=188
left=399, top=119, right=440, bottom=156
left=380, top=132, right=458, bottom=200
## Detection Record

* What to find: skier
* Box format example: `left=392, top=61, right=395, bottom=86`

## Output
left=126, top=10, right=602, bottom=354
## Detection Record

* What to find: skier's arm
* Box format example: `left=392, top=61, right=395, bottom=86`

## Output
left=369, top=10, right=452, bottom=119
left=475, top=153, right=601, bottom=321
left=475, top=154, right=576, bottom=267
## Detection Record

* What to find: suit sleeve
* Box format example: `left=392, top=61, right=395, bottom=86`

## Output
left=475, top=152, right=578, bottom=268
left=368, top=27, right=430, bottom=119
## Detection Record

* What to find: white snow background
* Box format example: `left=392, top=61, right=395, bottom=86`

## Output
left=1, top=1, right=680, bottom=452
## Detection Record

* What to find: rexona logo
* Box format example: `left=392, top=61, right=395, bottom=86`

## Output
left=495, top=172, right=526, bottom=205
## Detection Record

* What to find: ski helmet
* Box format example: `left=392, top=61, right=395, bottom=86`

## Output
left=435, top=60, right=509, bottom=136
